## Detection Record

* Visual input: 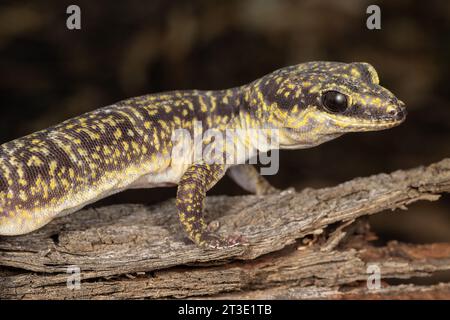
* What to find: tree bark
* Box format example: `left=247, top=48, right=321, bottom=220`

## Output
left=1, top=158, right=450, bottom=299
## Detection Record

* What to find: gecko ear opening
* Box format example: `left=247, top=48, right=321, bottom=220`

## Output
left=350, top=62, right=380, bottom=85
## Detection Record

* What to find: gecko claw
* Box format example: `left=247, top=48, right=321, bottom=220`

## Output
left=197, top=232, right=247, bottom=249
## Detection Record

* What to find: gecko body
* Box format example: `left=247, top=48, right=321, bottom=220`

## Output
left=0, top=62, right=406, bottom=248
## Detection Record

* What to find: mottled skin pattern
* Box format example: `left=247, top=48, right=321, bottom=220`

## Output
left=0, top=62, right=406, bottom=249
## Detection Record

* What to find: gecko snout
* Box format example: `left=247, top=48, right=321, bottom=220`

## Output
left=386, top=100, right=407, bottom=122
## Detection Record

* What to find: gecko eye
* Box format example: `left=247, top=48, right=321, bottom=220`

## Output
left=321, top=91, right=348, bottom=113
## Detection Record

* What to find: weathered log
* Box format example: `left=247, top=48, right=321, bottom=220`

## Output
left=1, top=158, right=450, bottom=299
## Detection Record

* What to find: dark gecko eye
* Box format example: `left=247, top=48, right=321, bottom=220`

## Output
left=321, top=91, right=348, bottom=113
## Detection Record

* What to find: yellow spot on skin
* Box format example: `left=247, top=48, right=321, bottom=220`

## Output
left=92, top=153, right=100, bottom=160
left=103, top=145, right=111, bottom=155
left=309, top=84, right=321, bottom=93
left=61, top=178, right=70, bottom=189
left=27, top=155, right=43, bottom=166
left=19, top=190, right=28, bottom=201
left=17, top=167, right=24, bottom=178
left=351, top=68, right=361, bottom=78
left=50, top=178, right=57, bottom=190
left=49, top=160, right=58, bottom=175
left=42, top=183, right=49, bottom=199
left=372, top=97, right=382, bottom=106
left=89, top=162, right=98, bottom=170
left=199, top=96, right=208, bottom=113
left=222, top=96, right=229, bottom=104
left=77, top=148, right=88, bottom=156
left=114, top=128, right=122, bottom=139
left=173, top=116, right=181, bottom=125
left=76, top=128, right=101, bottom=140
left=103, top=117, right=117, bottom=127
left=158, top=120, right=170, bottom=131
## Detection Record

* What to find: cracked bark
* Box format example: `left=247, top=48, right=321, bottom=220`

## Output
left=1, top=158, right=450, bottom=299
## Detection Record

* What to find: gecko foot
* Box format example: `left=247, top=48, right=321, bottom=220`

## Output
left=256, top=184, right=281, bottom=196
left=197, top=232, right=247, bottom=250
left=206, top=220, right=220, bottom=233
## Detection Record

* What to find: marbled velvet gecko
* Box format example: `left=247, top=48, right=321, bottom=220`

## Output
left=0, top=62, right=406, bottom=248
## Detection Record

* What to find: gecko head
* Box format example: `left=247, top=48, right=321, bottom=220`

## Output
left=255, top=61, right=407, bottom=148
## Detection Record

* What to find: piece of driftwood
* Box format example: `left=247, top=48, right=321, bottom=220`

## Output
left=1, top=158, right=450, bottom=299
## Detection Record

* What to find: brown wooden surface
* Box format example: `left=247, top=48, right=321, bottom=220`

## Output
left=1, top=158, right=450, bottom=299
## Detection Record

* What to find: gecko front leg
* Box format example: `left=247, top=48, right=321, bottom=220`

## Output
left=227, top=164, right=279, bottom=195
left=176, top=162, right=244, bottom=249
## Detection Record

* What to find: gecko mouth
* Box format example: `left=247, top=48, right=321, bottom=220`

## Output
left=285, top=113, right=405, bottom=134
left=325, top=103, right=407, bottom=130
left=345, top=115, right=405, bottom=126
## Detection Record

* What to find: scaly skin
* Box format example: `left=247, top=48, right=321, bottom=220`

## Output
left=0, top=61, right=406, bottom=248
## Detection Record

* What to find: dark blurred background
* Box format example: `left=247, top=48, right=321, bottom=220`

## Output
left=0, top=0, right=449, bottom=244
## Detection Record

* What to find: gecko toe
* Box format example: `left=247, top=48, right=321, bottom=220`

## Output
left=197, top=232, right=247, bottom=249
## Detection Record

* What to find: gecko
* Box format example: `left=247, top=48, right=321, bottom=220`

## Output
left=0, top=61, right=406, bottom=249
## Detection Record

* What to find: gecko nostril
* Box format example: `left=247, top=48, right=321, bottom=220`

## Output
left=387, top=109, right=397, bottom=117
left=386, top=103, right=407, bottom=121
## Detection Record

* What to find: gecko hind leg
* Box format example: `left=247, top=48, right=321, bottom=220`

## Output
left=176, top=162, right=245, bottom=249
